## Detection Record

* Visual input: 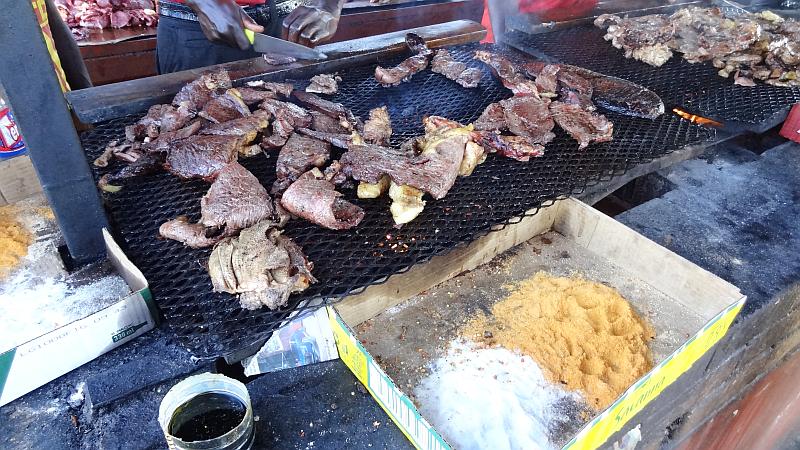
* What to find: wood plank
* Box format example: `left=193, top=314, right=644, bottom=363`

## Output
left=334, top=205, right=561, bottom=326
left=83, top=51, right=157, bottom=86
left=0, top=155, right=42, bottom=204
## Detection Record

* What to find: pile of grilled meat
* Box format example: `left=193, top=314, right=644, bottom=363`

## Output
left=596, top=7, right=800, bottom=87
left=97, top=35, right=664, bottom=310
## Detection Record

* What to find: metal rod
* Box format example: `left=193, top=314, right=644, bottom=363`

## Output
left=0, top=1, right=109, bottom=263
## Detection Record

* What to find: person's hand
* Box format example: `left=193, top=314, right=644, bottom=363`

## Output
left=186, top=0, right=264, bottom=50
left=282, top=0, right=345, bottom=47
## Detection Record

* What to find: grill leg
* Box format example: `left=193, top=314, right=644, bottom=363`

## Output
left=0, top=1, right=109, bottom=263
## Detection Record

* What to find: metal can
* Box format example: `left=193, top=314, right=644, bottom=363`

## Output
left=0, top=95, right=26, bottom=159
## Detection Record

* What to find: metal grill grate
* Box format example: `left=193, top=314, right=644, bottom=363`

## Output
left=506, top=26, right=800, bottom=125
left=80, top=43, right=715, bottom=358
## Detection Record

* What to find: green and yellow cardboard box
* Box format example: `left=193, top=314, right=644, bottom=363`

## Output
left=325, top=198, right=746, bottom=450
left=0, top=229, right=156, bottom=406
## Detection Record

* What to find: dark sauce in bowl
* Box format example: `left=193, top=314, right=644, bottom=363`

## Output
left=169, top=392, right=247, bottom=442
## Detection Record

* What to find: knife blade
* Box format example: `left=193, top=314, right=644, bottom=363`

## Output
left=244, top=29, right=328, bottom=61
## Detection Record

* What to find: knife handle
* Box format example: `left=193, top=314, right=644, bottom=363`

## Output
left=244, top=28, right=255, bottom=45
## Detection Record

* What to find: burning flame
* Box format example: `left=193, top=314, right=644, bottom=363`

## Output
left=672, top=108, right=722, bottom=127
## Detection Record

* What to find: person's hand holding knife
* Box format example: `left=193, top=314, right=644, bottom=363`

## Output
left=282, top=0, right=346, bottom=47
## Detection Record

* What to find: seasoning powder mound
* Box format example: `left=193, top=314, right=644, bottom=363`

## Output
left=463, top=272, right=655, bottom=410
left=0, top=205, right=32, bottom=280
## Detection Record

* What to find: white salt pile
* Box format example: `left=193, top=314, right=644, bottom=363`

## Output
left=414, top=340, right=580, bottom=450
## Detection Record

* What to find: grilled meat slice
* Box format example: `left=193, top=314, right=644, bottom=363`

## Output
left=263, top=54, right=297, bottom=66
left=341, top=120, right=469, bottom=199
left=199, top=89, right=251, bottom=124
left=474, top=50, right=539, bottom=96
left=473, top=102, right=507, bottom=131
left=550, top=102, right=614, bottom=149
left=208, top=220, right=315, bottom=311
left=145, top=120, right=206, bottom=153
left=281, top=169, right=364, bottom=230
left=500, top=96, right=555, bottom=145
left=164, top=135, right=241, bottom=180
left=98, top=152, right=164, bottom=192
left=201, top=163, right=276, bottom=234
left=292, top=91, right=362, bottom=131
left=375, top=33, right=434, bottom=86
left=595, top=14, right=675, bottom=66
left=245, top=80, right=294, bottom=98
left=670, top=7, right=760, bottom=64
left=297, top=128, right=354, bottom=149
left=523, top=61, right=664, bottom=119
left=306, top=74, right=341, bottom=95
left=172, top=69, right=232, bottom=110
left=236, top=87, right=277, bottom=106
left=159, top=217, right=225, bottom=249
left=362, top=106, right=392, bottom=145
left=201, top=110, right=271, bottom=147
left=431, top=49, right=483, bottom=88
left=310, top=111, right=349, bottom=134
left=533, top=64, right=560, bottom=96
left=473, top=132, right=544, bottom=162
left=272, top=133, right=331, bottom=195
left=259, top=99, right=313, bottom=149
left=125, top=103, right=194, bottom=142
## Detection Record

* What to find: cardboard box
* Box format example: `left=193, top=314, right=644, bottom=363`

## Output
left=0, top=155, right=42, bottom=205
left=328, top=198, right=745, bottom=450
left=0, top=229, right=156, bottom=406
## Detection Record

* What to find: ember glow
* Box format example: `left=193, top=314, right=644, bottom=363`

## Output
left=672, top=107, right=722, bottom=127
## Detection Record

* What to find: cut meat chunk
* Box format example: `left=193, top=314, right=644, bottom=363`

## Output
left=159, top=217, right=225, bottom=249
left=236, top=87, right=277, bottom=106
left=164, top=135, right=241, bottom=180
left=549, top=102, right=614, bottom=149
left=199, top=89, right=250, bottom=124
left=208, top=220, right=315, bottom=310
left=473, top=102, right=507, bottom=131
left=200, top=163, right=276, bottom=234
left=474, top=50, right=539, bottom=96
left=534, top=64, right=560, bottom=95
left=244, top=80, right=294, bottom=98
left=310, top=111, right=349, bottom=134
left=306, top=74, right=341, bottom=95
left=297, top=128, right=354, bottom=149
left=375, top=33, right=433, bottom=86
left=125, top=103, right=194, bottom=142
left=362, top=106, right=392, bottom=145
left=292, top=91, right=362, bottom=131
left=259, top=99, right=313, bottom=149
left=281, top=169, right=364, bottom=230
left=431, top=49, right=482, bottom=88
left=201, top=110, right=271, bottom=147
left=272, top=133, right=331, bottom=195
left=499, top=96, right=556, bottom=145
left=172, top=70, right=232, bottom=110
left=473, top=132, right=545, bottom=162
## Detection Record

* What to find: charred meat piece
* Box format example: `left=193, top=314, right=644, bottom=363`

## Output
left=259, top=99, right=313, bottom=149
left=99, top=152, right=165, bottom=192
left=145, top=120, right=206, bottom=153
left=473, top=132, right=544, bottom=162
left=297, top=128, right=354, bottom=149
left=500, top=96, right=555, bottom=145
left=125, top=103, right=194, bottom=142
left=473, top=102, right=507, bottom=131
left=164, top=135, right=241, bottom=180
left=201, top=163, right=276, bottom=235
left=201, top=110, right=271, bottom=146
left=362, top=106, right=392, bottom=145
left=281, top=169, right=364, bottom=230
left=172, top=69, right=232, bottom=110
left=310, top=111, right=349, bottom=134
left=341, top=119, right=469, bottom=199
left=272, top=133, right=331, bottom=195
left=523, top=61, right=664, bottom=119
left=293, top=91, right=362, bottom=132
left=306, top=74, right=341, bottom=95
left=431, top=49, right=483, bottom=88
left=199, top=89, right=251, bottom=124
left=534, top=64, right=560, bottom=96
left=236, top=87, right=277, bottom=106
left=263, top=54, right=298, bottom=66
left=208, top=220, right=315, bottom=311
left=550, top=102, right=614, bottom=149
left=595, top=14, right=675, bottom=66
left=323, top=160, right=350, bottom=187
left=245, top=80, right=294, bottom=98
left=375, top=33, right=434, bottom=86
left=474, top=50, right=539, bottom=96
left=159, top=217, right=226, bottom=249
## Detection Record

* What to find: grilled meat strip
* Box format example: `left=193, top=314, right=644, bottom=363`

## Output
left=297, top=128, right=354, bottom=149
left=523, top=61, right=664, bottom=119
left=500, top=96, right=556, bottom=145
left=160, top=163, right=278, bottom=248
left=431, top=49, right=482, bottom=88
left=259, top=98, right=313, bottom=149
left=244, top=80, right=294, bottom=98
left=281, top=169, right=364, bottom=230
left=310, top=111, right=349, bottom=134
left=201, top=110, right=270, bottom=147
left=199, top=89, right=251, bottom=124
left=473, top=132, right=544, bottom=162
left=550, top=102, right=614, bottom=149
left=165, top=135, right=241, bottom=180
left=98, top=152, right=164, bottom=191
left=208, top=220, right=315, bottom=311
left=533, top=64, right=560, bottom=96
left=292, top=91, right=362, bottom=132
left=236, top=87, right=277, bottom=106
left=474, top=50, right=539, bottom=96
left=173, top=69, right=232, bottom=110
left=306, top=74, right=341, bottom=95
left=362, top=106, right=392, bottom=145
left=272, top=133, right=331, bottom=195
left=125, top=103, right=194, bottom=142
left=375, top=33, right=434, bottom=86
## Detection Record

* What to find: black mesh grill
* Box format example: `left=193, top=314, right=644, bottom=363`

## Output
left=81, top=43, right=715, bottom=358
left=506, top=26, right=800, bottom=125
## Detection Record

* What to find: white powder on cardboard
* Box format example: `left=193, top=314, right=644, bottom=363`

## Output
left=414, top=340, right=579, bottom=450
